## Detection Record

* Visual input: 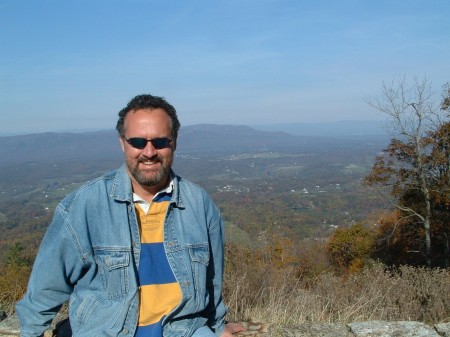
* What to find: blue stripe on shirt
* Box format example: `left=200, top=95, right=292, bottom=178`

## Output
left=135, top=321, right=163, bottom=337
left=138, top=242, right=177, bottom=285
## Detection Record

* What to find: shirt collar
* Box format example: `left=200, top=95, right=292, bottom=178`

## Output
left=132, top=172, right=174, bottom=203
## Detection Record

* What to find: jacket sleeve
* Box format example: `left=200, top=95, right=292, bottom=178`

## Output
left=16, top=204, right=88, bottom=337
left=205, top=204, right=228, bottom=337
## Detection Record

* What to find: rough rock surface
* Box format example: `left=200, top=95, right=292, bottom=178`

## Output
left=1, top=314, right=450, bottom=337
left=0, top=314, right=20, bottom=337
left=348, top=321, right=441, bottom=337
left=435, top=323, right=450, bottom=337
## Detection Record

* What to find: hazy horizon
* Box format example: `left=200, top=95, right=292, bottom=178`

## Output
left=0, top=119, right=387, bottom=138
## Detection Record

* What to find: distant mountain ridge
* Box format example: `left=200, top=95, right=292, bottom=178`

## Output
left=178, top=124, right=300, bottom=153
left=0, top=130, right=122, bottom=165
left=252, top=120, right=387, bottom=137
left=0, top=123, right=388, bottom=166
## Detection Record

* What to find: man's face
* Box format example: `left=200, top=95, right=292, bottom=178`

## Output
left=119, top=108, right=175, bottom=195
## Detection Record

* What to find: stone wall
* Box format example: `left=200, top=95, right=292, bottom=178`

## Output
left=1, top=313, right=449, bottom=337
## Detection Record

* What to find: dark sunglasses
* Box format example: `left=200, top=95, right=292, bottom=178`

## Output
left=126, top=137, right=173, bottom=150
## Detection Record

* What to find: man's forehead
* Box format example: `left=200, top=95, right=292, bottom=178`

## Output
left=124, top=108, right=172, bottom=130
left=125, top=108, right=169, bottom=120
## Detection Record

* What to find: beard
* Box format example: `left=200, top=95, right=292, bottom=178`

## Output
left=127, top=154, right=171, bottom=187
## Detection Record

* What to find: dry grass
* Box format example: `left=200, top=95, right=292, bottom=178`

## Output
left=1, top=243, right=449, bottom=326
left=0, top=265, right=31, bottom=314
left=223, top=245, right=450, bottom=326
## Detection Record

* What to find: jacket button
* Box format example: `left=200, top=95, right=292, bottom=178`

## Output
left=121, top=328, right=129, bottom=334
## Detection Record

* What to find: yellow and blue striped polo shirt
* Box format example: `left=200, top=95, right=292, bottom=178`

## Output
left=134, top=189, right=182, bottom=337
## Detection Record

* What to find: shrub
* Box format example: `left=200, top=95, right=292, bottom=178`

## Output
left=0, top=264, right=30, bottom=314
left=326, top=223, right=375, bottom=273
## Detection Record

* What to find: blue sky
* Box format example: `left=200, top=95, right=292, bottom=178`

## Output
left=1, top=0, right=449, bottom=135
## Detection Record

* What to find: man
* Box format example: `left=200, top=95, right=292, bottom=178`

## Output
left=16, top=94, right=244, bottom=337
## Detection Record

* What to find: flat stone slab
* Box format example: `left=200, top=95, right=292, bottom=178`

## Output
left=348, top=321, right=440, bottom=337
left=435, top=323, right=450, bottom=337
left=0, top=314, right=19, bottom=336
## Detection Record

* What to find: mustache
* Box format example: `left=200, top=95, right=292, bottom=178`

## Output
left=137, top=154, right=161, bottom=163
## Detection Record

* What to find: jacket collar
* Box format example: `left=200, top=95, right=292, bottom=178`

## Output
left=171, top=173, right=184, bottom=209
left=110, top=164, right=184, bottom=209
left=110, top=164, right=134, bottom=202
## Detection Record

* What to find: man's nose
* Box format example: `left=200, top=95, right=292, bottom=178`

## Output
left=141, top=141, right=158, bottom=156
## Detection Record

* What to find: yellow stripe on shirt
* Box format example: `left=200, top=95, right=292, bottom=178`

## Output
left=138, top=283, right=182, bottom=326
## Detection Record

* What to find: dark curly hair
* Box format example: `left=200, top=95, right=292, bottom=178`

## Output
left=116, top=94, right=181, bottom=140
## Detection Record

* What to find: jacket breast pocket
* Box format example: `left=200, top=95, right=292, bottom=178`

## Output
left=94, top=249, right=130, bottom=299
left=188, top=243, right=210, bottom=294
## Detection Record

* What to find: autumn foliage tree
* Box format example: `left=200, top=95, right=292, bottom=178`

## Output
left=327, top=223, right=375, bottom=273
left=365, top=76, right=450, bottom=267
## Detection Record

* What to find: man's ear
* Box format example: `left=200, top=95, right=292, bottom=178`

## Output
left=119, top=136, right=126, bottom=152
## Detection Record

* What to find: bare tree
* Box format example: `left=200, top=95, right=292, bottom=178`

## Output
left=365, top=76, right=448, bottom=266
left=442, top=82, right=450, bottom=111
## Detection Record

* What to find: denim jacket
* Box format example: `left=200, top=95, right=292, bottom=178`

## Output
left=16, top=165, right=228, bottom=337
